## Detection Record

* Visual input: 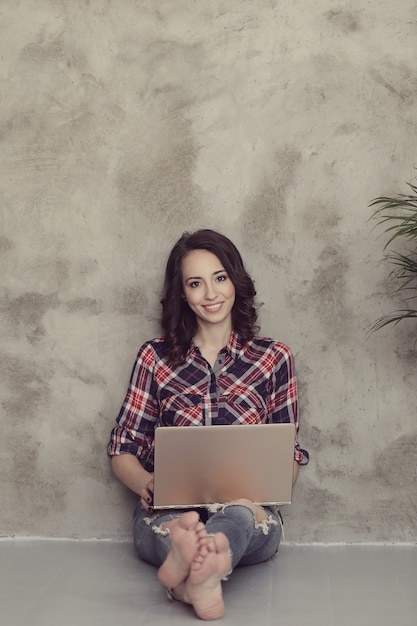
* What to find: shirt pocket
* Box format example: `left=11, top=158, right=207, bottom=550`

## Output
left=159, top=393, right=203, bottom=426
left=217, top=390, right=267, bottom=425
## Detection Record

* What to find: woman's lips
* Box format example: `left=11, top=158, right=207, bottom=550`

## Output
left=203, top=302, right=223, bottom=312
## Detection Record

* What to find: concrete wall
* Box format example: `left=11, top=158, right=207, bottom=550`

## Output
left=1, top=1, right=416, bottom=542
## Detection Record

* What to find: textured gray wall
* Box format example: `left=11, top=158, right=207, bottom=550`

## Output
left=1, top=1, right=416, bottom=542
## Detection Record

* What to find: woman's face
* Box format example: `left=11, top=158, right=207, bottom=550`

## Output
left=181, top=249, right=236, bottom=330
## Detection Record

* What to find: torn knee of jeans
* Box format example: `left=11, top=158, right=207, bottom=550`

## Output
left=206, top=503, right=226, bottom=514
left=207, top=503, right=280, bottom=536
left=152, top=524, right=170, bottom=536
left=143, top=514, right=159, bottom=526
left=143, top=515, right=171, bottom=536
left=255, top=515, right=279, bottom=536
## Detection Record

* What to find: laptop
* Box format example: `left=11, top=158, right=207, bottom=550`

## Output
left=152, top=423, right=295, bottom=509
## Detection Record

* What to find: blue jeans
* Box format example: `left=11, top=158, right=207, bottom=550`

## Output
left=133, top=503, right=282, bottom=571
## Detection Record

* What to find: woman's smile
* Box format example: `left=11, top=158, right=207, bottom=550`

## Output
left=181, top=249, right=235, bottom=330
left=202, top=302, right=224, bottom=312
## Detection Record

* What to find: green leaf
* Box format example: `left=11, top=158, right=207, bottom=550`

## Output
left=368, top=177, right=417, bottom=339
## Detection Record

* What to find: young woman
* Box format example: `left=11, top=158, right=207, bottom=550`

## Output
left=107, top=229, right=306, bottom=621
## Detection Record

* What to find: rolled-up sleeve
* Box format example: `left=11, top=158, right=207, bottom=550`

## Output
left=107, top=342, right=160, bottom=466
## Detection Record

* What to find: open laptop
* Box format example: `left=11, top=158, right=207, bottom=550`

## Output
left=152, top=423, right=295, bottom=509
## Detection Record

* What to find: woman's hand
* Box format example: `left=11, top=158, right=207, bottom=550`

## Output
left=111, top=454, right=154, bottom=510
left=140, top=475, right=154, bottom=511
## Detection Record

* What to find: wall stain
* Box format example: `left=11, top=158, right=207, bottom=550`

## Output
left=297, top=479, right=345, bottom=519
left=325, top=9, right=360, bottom=33
left=368, top=66, right=414, bottom=105
left=395, top=348, right=417, bottom=368
left=335, top=122, right=360, bottom=135
left=315, top=247, right=351, bottom=339
left=115, top=42, right=202, bottom=231
left=113, top=38, right=205, bottom=233
left=371, top=431, right=417, bottom=489
left=1, top=354, right=52, bottom=418
left=71, top=413, right=113, bottom=486
left=0, top=236, right=13, bottom=254
left=302, top=202, right=342, bottom=239
left=113, top=285, right=149, bottom=316
left=394, top=346, right=417, bottom=386
left=242, top=147, right=302, bottom=251
left=76, top=257, right=99, bottom=278
left=115, top=121, right=201, bottom=230
left=0, top=291, right=59, bottom=343
left=296, top=245, right=352, bottom=342
left=302, top=421, right=353, bottom=453
left=55, top=257, right=71, bottom=285
left=66, top=297, right=103, bottom=315
left=368, top=500, right=417, bottom=540
left=20, top=37, right=65, bottom=65
left=77, top=372, right=107, bottom=387
left=20, top=31, right=88, bottom=74
left=0, top=435, right=44, bottom=498
left=62, top=363, right=107, bottom=388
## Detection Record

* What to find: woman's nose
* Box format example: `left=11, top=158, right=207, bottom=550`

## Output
left=204, top=283, right=216, bottom=299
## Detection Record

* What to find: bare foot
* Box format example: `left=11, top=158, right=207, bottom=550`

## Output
left=157, top=511, right=207, bottom=589
left=185, top=533, right=231, bottom=621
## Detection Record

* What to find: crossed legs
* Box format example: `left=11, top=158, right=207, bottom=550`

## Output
left=157, top=511, right=231, bottom=620
left=156, top=500, right=270, bottom=620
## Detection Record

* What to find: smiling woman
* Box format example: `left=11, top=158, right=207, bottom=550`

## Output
left=107, top=229, right=307, bottom=620
left=161, top=230, right=259, bottom=367
left=181, top=249, right=236, bottom=356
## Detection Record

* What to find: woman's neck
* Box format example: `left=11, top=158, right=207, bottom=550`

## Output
left=194, top=323, right=232, bottom=357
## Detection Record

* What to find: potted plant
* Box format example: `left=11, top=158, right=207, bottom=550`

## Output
left=369, top=179, right=417, bottom=338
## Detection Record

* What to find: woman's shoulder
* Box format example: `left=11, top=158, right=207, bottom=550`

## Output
left=136, top=337, right=167, bottom=361
left=140, top=336, right=165, bottom=347
left=250, top=335, right=294, bottom=359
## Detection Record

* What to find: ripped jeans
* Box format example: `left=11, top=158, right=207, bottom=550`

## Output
left=133, top=502, right=282, bottom=571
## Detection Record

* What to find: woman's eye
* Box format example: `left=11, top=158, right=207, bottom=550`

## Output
left=189, top=281, right=201, bottom=288
left=216, top=274, right=227, bottom=282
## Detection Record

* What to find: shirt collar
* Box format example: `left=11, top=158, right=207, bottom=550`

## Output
left=189, top=330, right=243, bottom=361
left=226, top=330, right=243, bottom=359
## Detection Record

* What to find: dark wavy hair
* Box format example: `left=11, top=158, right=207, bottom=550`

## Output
left=161, top=229, right=259, bottom=364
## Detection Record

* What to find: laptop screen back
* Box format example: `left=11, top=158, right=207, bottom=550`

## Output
left=153, top=423, right=295, bottom=509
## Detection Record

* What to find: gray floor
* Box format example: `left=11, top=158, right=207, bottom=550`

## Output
left=0, top=540, right=416, bottom=625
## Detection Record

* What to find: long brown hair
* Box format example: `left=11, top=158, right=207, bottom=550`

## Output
left=161, top=229, right=259, bottom=364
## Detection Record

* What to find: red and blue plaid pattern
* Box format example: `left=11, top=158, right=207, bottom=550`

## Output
left=107, top=331, right=302, bottom=471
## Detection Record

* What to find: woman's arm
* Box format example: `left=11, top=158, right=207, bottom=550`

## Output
left=107, top=342, right=160, bottom=461
left=111, top=454, right=154, bottom=510
left=107, top=342, right=161, bottom=512
left=268, top=342, right=306, bottom=466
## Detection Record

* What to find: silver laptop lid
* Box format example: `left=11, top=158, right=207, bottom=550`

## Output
left=153, top=423, right=295, bottom=509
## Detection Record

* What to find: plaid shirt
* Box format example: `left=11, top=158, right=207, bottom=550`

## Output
left=107, top=331, right=303, bottom=472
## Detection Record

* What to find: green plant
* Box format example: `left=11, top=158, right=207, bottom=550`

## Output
left=369, top=180, right=417, bottom=336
